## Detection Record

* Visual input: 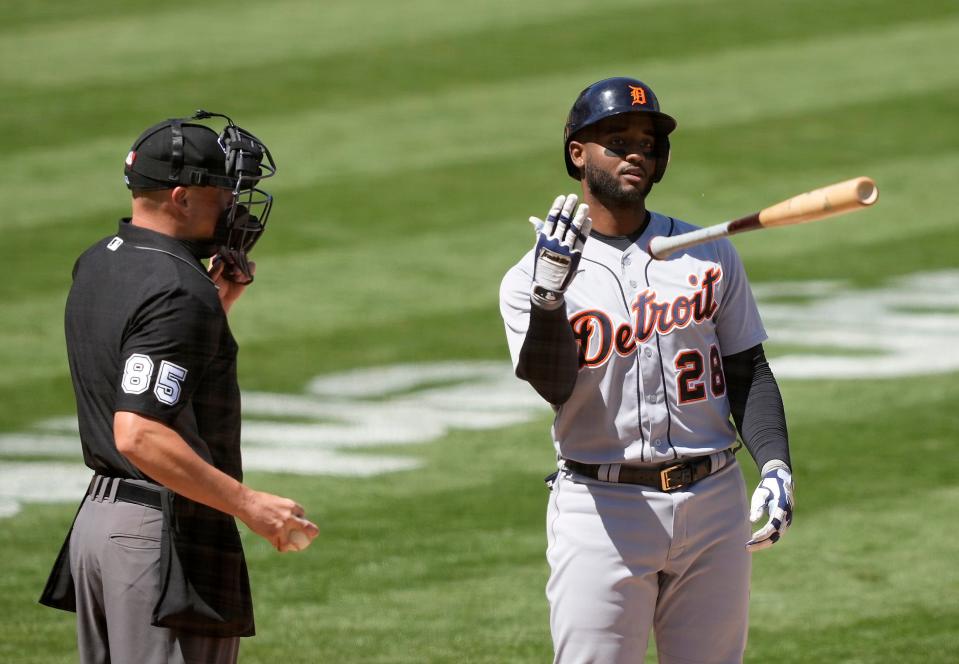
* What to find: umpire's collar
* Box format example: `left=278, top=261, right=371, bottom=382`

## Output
left=117, top=218, right=212, bottom=263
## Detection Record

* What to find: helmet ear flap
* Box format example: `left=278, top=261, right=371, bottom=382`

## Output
left=653, top=136, right=671, bottom=183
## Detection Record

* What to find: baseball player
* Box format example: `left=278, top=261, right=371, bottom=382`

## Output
left=40, top=112, right=319, bottom=664
left=499, top=77, right=795, bottom=663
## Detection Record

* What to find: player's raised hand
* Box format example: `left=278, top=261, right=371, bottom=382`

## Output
left=529, top=194, right=592, bottom=310
left=746, top=464, right=794, bottom=552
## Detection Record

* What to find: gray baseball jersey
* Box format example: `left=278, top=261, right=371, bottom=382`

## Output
left=500, top=210, right=767, bottom=466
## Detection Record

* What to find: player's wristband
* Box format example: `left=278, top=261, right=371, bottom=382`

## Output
left=760, top=460, right=791, bottom=476
left=530, top=285, right=565, bottom=310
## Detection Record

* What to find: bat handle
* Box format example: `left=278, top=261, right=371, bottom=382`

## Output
left=648, top=221, right=734, bottom=260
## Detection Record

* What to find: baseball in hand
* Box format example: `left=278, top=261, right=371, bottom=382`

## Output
left=285, top=528, right=312, bottom=552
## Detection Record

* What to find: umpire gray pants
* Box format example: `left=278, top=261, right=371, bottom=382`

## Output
left=69, top=487, right=240, bottom=664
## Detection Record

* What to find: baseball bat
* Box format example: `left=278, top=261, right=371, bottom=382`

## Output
left=648, top=176, right=879, bottom=260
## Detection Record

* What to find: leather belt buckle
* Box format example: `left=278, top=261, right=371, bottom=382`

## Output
left=659, top=463, right=692, bottom=491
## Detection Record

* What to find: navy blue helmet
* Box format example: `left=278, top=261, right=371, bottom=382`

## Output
left=564, top=77, right=677, bottom=182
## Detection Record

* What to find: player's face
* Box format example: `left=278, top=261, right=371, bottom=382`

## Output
left=577, top=115, right=658, bottom=205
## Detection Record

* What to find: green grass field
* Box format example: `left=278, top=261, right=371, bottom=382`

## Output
left=2, top=1, right=958, bottom=661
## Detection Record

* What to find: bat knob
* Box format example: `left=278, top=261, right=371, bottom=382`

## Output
left=647, top=236, right=673, bottom=260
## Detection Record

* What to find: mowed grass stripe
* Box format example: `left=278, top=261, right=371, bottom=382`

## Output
left=248, top=7, right=959, bottom=192
left=4, top=15, right=957, bottom=231
left=5, top=0, right=953, bottom=152
left=749, top=490, right=959, bottom=628
left=0, top=0, right=231, bottom=33
left=0, top=0, right=675, bottom=88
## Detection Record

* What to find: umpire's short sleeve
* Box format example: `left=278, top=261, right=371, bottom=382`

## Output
left=114, top=287, right=224, bottom=424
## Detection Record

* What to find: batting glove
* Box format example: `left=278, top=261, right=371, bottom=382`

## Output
left=746, top=462, right=795, bottom=552
left=529, top=194, right=592, bottom=310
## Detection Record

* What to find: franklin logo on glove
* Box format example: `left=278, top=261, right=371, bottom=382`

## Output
left=529, top=193, right=592, bottom=310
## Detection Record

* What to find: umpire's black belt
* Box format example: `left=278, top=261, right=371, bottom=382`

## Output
left=87, top=475, right=163, bottom=509
left=563, top=447, right=737, bottom=492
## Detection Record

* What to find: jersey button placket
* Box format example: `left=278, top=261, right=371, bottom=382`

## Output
left=623, top=251, right=638, bottom=290
left=642, top=332, right=670, bottom=463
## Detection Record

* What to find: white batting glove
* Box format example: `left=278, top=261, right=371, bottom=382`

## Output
left=529, top=194, right=592, bottom=310
left=746, top=462, right=795, bottom=552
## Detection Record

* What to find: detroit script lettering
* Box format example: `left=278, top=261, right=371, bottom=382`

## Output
left=570, top=268, right=722, bottom=368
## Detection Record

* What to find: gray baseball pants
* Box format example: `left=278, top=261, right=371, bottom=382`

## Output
left=69, top=487, right=240, bottom=664
left=546, top=461, right=751, bottom=664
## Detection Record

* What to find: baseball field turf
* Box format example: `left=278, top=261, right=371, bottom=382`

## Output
left=1, top=0, right=958, bottom=661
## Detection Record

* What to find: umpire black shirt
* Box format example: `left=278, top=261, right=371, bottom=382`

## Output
left=65, top=218, right=242, bottom=481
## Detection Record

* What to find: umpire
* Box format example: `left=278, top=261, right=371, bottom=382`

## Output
left=40, top=112, right=319, bottom=664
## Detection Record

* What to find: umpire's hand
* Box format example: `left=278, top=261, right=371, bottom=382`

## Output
left=239, top=490, right=320, bottom=553
left=746, top=463, right=794, bottom=552
left=209, top=254, right=255, bottom=314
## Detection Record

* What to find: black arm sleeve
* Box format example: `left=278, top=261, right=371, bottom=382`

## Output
left=723, top=343, right=791, bottom=471
left=515, top=302, right=579, bottom=406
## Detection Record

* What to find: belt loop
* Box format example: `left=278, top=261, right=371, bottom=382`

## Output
left=597, top=464, right=611, bottom=482
left=91, top=476, right=105, bottom=501
left=708, top=451, right=724, bottom=474
left=106, top=478, right=120, bottom=503
left=98, top=478, right=113, bottom=502
left=607, top=464, right=622, bottom=483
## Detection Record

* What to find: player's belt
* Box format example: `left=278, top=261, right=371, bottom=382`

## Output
left=87, top=475, right=163, bottom=509
left=562, top=447, right=736, bottom=492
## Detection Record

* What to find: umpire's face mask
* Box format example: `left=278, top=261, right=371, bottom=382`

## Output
left=209, top=117, right=276, bottom=285
left=213, top=188, right=272, bottom=285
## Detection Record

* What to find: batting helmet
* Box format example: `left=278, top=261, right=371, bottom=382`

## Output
left=564, top=77, right=677, bottom=182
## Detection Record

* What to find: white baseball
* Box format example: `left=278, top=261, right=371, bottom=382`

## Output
left=286, top=528, right=311, bottom=552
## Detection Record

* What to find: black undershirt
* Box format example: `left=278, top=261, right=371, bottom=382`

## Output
left=589, top=215, right=648, bottom=251
left=721, top=344, right=790, bottom=470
